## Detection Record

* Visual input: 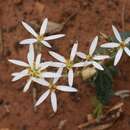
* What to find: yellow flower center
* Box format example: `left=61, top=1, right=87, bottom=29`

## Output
left=49, top=84, right=57, bottom=92
left=37, top=35, right=44, bottom=42
left=86, top=54, right=93, bottom=61
left=119, top=42, right=126, bottom=49
left=66, top=59, right=73, bottom=70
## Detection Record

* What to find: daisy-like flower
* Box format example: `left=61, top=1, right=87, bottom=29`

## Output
left=77, top=36, right=109, bottom=70
left=20, top=18, right=65, bottom=48
left=8, top=45, right=59, bottom=92
left=35, top=68, right=78, bottom=112
left=101, top=25, right=130, bottom=66
left=49, top=43, right=85, bottom=86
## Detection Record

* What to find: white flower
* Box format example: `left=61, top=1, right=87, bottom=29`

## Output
left=20, top=18, right=65, bottom=48
left=8, top=44, right=59, bottom=92
left=77, top=36, right=109, bottom=70
left=49, top=42, right=85, bottom=86
left=101, top=25, right=130, bottom=66
left=35, top=68, right=78, bottom=112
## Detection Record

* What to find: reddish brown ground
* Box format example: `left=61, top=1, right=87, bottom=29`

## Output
left=0, top=0, right=130, bottom=130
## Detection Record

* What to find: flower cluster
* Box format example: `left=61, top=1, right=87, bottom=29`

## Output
left=9, top=18, right=130, bottom=112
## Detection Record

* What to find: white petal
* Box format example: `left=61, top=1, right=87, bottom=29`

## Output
left=114, top=49, right=123, bottom=66
left=50, top=62, right=66, bottom=68
left=27, top=44, right=34, bottom=67
left=35, top=90, right=50, bottom=106
left=36, top=54, right=42, bottom=69
left=100, top=42, right=119, bottom=48
left=57, top=85, right=78, bottom=92
left=112, top=25, right=122, bottom=42
left=41, top=72, right=60, bottom=78
left=8, top=59, right=29, bottom=67
left=23, top=78, right=32, bottom=92
left=68, top=69, right=74, bottom=86
left=39, top=61, right=52, bottom=70
left=32, top=77, right=49, bottom=86
left=73, top=62, right=85, bottom=67
left=92, top=61, right=104, bottom=70
left=89, top=36, right=98, bottom=55
left=77, top=52, right=86, bottom=59
left=124, top=47, right=130, bottom=56
left=125, top=37, right=130, bottom=44
left=12, top=69, right=29, bottom=81
left=40, top=18, right=48, bottom=36
left=19, top=38, right=37, bottom=45
left=22, top=21, right=38, bottom=37
left=51, top=92, right=57, bottom=112
left=44, top=34, right=65, bottom=41
left=41, top=40, right=52, bottom=48
left=84, top=61, right=92, bottom=66
left=49, top=51, right=66, bottom=63
left=70, top=43, right=78, bottom=61
left=93, top=55, right=110, bottom=60
left=53, top=67, right=63, bottom=84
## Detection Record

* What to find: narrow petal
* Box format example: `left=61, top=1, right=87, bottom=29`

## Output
left=41, top=72, right=60, bottom=78
left=100, top=43, right=119, bottom=48
left=36, top=54, right=42, bottom=69
left=23, top=78, right=32, bottom=92
left=39, top=61, right=52, bottom=70
left=22, top=21, right=38, bottom=37
left=93, top=55, right=110, bottom=60
left=125, top=37, right=130, bottom=44
left=19, top=38, right=37, bottom=45
left=27, top=44, right=34, bottom=67
left=112, top=25, right=122, bottom=42
left=32, top=77, right=49, bottom=86
left=124, top=47, right=130, bottom=56
left=73, top=62, right=85, bottom=67
left=92, top=61, right=104, bottom=70
left=70, top=43, right=78, bottom=61
left=35, top=90, right=50, bottom=106
left=44, top=34, right=65, bottom=41
left=89, top=36, right=98, bottom=55
left=57, top=85, right=78, bottom=92
left=12, top=69, right=29, bottom=81
left=114, top=49, right=123, bottom=66
left=50, top=62, right=66, bottom=68
left=51, top=92, right=57, bottom=112
left=8, top=59, right=29, bottom=67
left=41, top=40, right=52, bottom=48
left=68, top=69, right=74, bottom=86
left=49, top=51, right=66, bottom=63
left=77, top=52, right=86, bottom=59
left=53, top=67, right=63, bottom=84
left=40, top=18, right=48, bottom=36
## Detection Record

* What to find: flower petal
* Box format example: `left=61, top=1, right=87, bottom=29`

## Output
left=19, top=38, right=37, bottom=45
left=112, top=25, right=122, bottom=42
left=27, top=44, right=34, bottom=67
left=57, top=85, right=78, bottom=92
left=89, top=36, right=98, bottom=55
left=100, top=43, right=119, bottom=48
left=32, top=77, right=49, bottom=86
left=40, top=18, right=48, bottom=36
left=41, top=72, right=60, bottom=78
left=92, top=61, right=104, bottom=70
left=23, top=78, right=32, bottom=92
left=44, top=34, right=65, bottom=41
left=39, top=61, right=52, bottom=70
left=77, top=52, right=86, bottom=59
left=125, top=37, right=130, bottom=44
left=36, top=54, right=42, bottom=69
left=68, top=69, right=74, bottom=86
left=114, top=48, right=123, bottom=66
left=93, top=55, right=110, bottom=60
left=70, top=43, right=78, bottom=61
left=22, top=21, right=38, bottom=37
left=8, top=59, right=29, bottom=67
left=49, top=51, right=66, bottom=63
left=73, top=62, right=85, bottom=67
left=124, top=47, right=130, bottom=56
left=50, top=62, right=66, bottom=68
left=35, top=90, right=50, bottom=106
left=51, top=92, right=57, bottom=112
left=53, top=67, right=63, bottom=84
left=12, top=69, right=29, bottom=81
left=41, top=40, right=52, bottom=48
